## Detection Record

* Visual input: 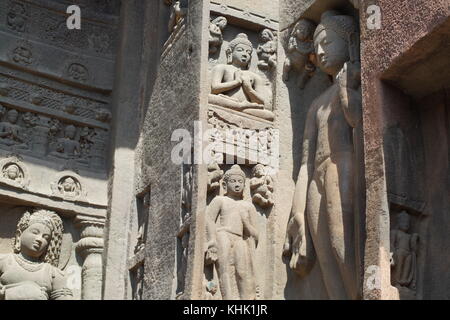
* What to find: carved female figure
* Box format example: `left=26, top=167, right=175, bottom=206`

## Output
left=0, top=210, right=72, bottom=300
left=282, top=19, right=316, bottom=88
left=209, top=16, right=228, bottom=55
left=250, top=164, right=274, bottom=208
left=257, top=29, right=277, bottom=70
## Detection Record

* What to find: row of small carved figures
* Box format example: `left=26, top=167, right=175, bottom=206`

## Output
left=0, top=158, right=84, bottom=199
left=0, top=105, right=107, bottom=165
left=6, top=1, right=116, bottom=55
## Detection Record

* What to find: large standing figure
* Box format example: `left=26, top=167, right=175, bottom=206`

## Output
left=283, top=10, right=362, bottom=299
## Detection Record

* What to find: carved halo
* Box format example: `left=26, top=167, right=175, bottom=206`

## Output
left=51, top=171, right=86, bottom=201
left=0, top=156, right=30, bottom=189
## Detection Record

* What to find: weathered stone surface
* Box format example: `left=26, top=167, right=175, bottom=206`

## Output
left=1, top=0, right=448, bottom=301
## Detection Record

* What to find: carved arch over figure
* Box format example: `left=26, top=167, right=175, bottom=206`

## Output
left=51, top=171, right=86, bottom=201
left=0, top=156, right=30, bottom=189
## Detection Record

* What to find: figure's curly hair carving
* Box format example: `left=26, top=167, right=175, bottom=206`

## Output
left=13, top=209, right=64, bottom=267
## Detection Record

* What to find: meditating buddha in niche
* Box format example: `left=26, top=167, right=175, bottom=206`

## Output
left=209, top=33, right=274, bottom=121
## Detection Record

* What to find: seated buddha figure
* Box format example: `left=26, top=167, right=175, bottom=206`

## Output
left=0, top=109, right=28, bottom=150
left=209, top=33, right=275, bottom=121
left=0, top=210, right=72, bottom=300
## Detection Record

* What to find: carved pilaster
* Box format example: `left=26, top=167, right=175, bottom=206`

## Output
left=75, top=215, right=105, bottom=300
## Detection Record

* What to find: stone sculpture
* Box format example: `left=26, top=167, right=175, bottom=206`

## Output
left=7, top=2, right=27, bottom=32
left=57, top=177, right=81, bottom=198
left=209, top=33, right=274, bottom=121
left=205, top=165, right=259, bottom=299
left=0, top=210, right=72, bottom=300
left=250, top=164, right=274, bottom=208
left=207, top=161, right=224, bottom=193
left=284, top=10, right=361, bottom=299
left=165, top=0, right=187, bottom=34
left=50, top=125, right=86, bottom=164
left=283, top=19, right=316, bottom=88
left=2, top=163, right=23, bottom=182
left=256, top=29, right=277, bottom=70
left=390, top=211, right=419, bottom=290
left=209, top=16, right=228, bottom=55
left=0, top=109, right=28, bottom=150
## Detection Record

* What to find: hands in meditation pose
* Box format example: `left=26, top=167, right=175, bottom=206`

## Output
left=209, top=33, right=275, bottom=121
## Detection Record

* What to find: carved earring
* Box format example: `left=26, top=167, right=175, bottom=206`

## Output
left=226, top=49, right=232, bottom=64
left=221, top=180, right=227, bottom=193
left=13, top=233, right=21, bottom=253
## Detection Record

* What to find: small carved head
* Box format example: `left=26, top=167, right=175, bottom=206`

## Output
left=13, top=210, right=64, bottom=267
left=313, top=11, right=357, bottom=76
left=226, top=33, right=253, bottom=69
left=397, top=210, right=411, bottom=232
left=260, top=29, right=275, bottom=43
left=212, top=16, right=227, bottom=30
left=64, top=125, right=77, bottom=139
left=62, top=177, right=76, bottom=192
left=7, top=109, right=19, bottom=124
left=22, top=112, right=37, bottom=127
left=252, top=164, right=266, bottom=177
left=222, top=164, right=246, bottom=197
left=4, top=163, right=20, bottom=180
left=10, top=3, right=26, bottom=15
left=292, top=19, right=315, bottom=41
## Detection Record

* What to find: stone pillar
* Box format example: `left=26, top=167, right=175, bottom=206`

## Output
left=75, top=215, right=105, bottom=300
left=102, top=0, right=145, bottom=299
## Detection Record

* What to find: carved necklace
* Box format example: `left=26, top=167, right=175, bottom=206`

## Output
left=14, top=254, right=45, bottom=272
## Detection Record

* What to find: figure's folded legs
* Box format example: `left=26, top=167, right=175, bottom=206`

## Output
left=242, top=109, right=275, bottom=121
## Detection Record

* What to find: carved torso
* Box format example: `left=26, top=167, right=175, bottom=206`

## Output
left=0, top=254, right=65, bottom=298
left=214, top=196, right=253, bottom=237
left=0, top=122, right=23, bottom=143
left=393, top=230, right=413, bottom=254
left=57, top=138, right=80, bottom=156
left=312, top=83, right=353, bottom=167
left=213, top=64, right=260, bottom=104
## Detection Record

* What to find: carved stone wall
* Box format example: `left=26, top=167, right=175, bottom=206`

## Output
left=3, top=0, right=448, bottom=301
left=0, top=0, right=120, bottom=300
